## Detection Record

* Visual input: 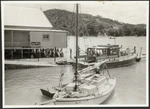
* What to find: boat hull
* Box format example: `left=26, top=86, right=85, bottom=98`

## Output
left=54, top=90, right=113, bottom=105
left=54, top=78, right=116, bottom=105
left=71, top=55, right=137, bottom=69
left=106, top=56, right=137, bottom=68
left=136, top=57, right=141, bottom=62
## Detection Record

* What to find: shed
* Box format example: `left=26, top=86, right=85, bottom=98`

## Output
left=3, top=5, right=68, bottom=59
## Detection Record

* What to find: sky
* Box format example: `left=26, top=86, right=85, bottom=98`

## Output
left=2, top=1, right=149, bottom=24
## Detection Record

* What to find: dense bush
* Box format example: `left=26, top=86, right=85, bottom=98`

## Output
left=44, top=9, right=146, bottom=37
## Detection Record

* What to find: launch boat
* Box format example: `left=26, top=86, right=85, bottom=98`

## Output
left=74, top=44, right=138, bottom=69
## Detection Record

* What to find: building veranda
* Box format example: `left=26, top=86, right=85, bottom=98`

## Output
left=4, top=5, right=68, bottom=59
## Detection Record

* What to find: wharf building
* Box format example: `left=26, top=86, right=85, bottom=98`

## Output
left=3, top=5, right=68, bottom=59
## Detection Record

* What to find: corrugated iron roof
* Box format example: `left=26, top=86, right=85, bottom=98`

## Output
left=4, top=5, right=53, bottom=28
left=5, top=27, right=68, bottom=33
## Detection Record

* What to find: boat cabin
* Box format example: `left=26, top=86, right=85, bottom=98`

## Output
left=86, top=45, right=121, bottom=62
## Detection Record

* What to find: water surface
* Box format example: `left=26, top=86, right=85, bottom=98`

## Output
left=4, top=37, right=147, bottom=106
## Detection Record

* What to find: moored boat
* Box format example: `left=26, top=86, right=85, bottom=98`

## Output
left=38, top=4, right=116, bottom=105
left=39, top=61, right=116, bottom=105
left=56, top=60, right=68, bottom=65
left=74, top=44, right=139, bottom=69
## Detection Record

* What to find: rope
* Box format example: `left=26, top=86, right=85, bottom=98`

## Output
left=89, top=37, right=92, bottom=47
left=99, top=63, right=111, bottom=78
left=70, top=4, right=76, bottom=35
left=79, top=4, right=88, bottom=52
left=104, top=63, right=111, bottom=78
left=83, top=37, right=86, bottom=50
left=79, top=4, right=91, bottom=49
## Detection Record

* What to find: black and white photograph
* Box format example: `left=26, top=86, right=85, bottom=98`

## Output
left=1, top=0, right=149, bottom=108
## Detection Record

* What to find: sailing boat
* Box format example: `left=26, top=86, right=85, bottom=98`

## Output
left=39, top=4, right=116, bottom=105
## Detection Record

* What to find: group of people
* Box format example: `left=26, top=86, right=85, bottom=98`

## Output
left=30, top=48, right=64, bottom=58
left=87, top=49, right=107, bottom=57
left=44, top=48, right=64, bottom=57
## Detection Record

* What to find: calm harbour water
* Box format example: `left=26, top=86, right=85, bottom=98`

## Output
left=4, top=36, right=147, bottom=106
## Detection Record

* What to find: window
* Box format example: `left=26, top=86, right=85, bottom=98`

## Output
left=43, top=34, right=50, bottom=41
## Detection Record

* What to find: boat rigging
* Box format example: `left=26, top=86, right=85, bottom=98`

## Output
left=38, top=3, right=116, bottom=105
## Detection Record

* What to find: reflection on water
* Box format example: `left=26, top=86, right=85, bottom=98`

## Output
left=103, top=59, right=146, bottom=105
left=5, top=59, right=146, bottom=105
left=5, top=65, right=74, bottom=105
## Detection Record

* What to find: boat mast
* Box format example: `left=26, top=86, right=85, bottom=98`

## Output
left=74, top=3, right=79, bottom=91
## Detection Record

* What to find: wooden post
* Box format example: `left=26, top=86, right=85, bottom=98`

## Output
left=86, top=48, right=88, bottom=61
left=38, top=49, right=39, bottom=62
left=39, top=48, right=41, bottom=58
left=53, top=32, right=56, bottom=63
left=21, top=49, right=23, bottom=59
left=54, top=47, right=56, bottom=62
left=139, top=47, right=142, bottom=58
left=134, top=46, right=136, bottom=53
left=11, top=30, right=14, bottom=60
left=70, top=48, right=72, bottom=59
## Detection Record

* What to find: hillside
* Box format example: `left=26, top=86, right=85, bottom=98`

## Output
left=44, top=9, right=146, bottom=37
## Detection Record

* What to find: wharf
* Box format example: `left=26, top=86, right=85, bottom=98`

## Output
left=5, top=58, right=66, bottom=70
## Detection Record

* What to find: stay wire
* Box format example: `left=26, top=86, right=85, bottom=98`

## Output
left=70, top=4, right=76, bottom=36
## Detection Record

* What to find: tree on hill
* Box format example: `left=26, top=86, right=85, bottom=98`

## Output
left=44, top=9, right=146, bottom=37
